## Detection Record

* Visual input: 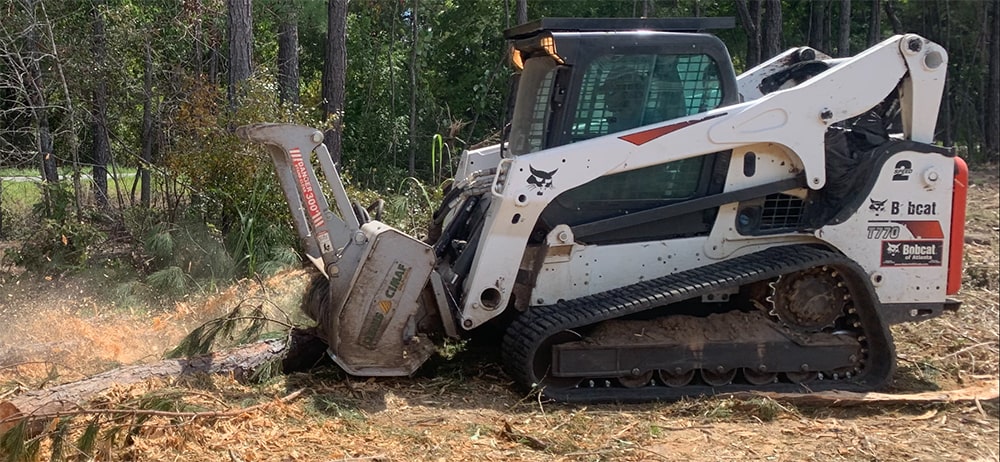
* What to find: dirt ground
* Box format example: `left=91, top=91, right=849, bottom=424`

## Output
left=1, top=167, right=997, bottom=461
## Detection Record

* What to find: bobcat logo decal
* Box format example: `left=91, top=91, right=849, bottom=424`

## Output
left=885, top=242, right=901, bottom=255
left=869, top=198, right=888, bottom=213
left=527, top=165, right=558, bottom=196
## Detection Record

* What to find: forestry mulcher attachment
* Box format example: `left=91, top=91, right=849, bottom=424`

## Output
left=237, top=18, right=968, bottom=402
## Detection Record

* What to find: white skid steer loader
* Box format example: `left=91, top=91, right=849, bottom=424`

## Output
left=237, top=18, right=967, bottom=402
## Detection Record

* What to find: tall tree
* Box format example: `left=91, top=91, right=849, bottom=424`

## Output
left=823, top=1, right=833, bottom=52
left=278, top=0, right=300, bottom=105
left=839, top=0, right=852, bottom=57
left=323, top=0, right=347, bottom=164
left=761, top=0, right=782, bottom=60
left=517, top=0, right=528, bottom=24
left=408, top=0, right=418, bottom=176
left=189, top=0, right=204, bottom=76
left=987, top=0, right=1000, bottom=160
left=735, top=0, right=762, bottom=67
left=808, top=0, right=826, bottom=50
left=92, top=0, right=111, bottom=210
left=884, top=0, right=903, bottom=35
left=867, top=0, right=882, bottom=46
left=227, top=0, right=253, bottom=107
left=140, top=39, right=155, bottom=208
left=23, top=0, right=57, bottom=184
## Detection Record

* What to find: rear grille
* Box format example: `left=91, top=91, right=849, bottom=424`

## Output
left=758, top=193, right=804, bottom=231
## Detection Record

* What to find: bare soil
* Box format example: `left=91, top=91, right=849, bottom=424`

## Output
left=1, top=167, right=998, bottom=462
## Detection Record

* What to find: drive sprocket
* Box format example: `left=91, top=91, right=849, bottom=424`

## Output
left=769, top=266, right=849, bottom=332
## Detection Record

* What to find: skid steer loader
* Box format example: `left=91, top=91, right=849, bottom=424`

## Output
left=236, top=18, right=968, bottom=402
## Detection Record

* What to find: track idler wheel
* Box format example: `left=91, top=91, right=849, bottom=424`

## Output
left=700, top=367, right=737, bottom=386
left=784, top=371, right=819, bottom=384
left=532, top=331, right=582, bottom=391
left=742, top=367, right=778, bottom=385
left=618, top=370, right=654, bottom=388
left=658, top=368, right=696, bottom=388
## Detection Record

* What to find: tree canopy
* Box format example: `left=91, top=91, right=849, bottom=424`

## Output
left=0, top=0, right=996, bottom=282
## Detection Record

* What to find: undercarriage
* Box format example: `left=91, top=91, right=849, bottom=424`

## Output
left=501, top=245, right=895, bottom=402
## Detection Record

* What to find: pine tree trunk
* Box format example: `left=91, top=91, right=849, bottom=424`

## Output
left=762, top=0, right=782, bottom=60
left=735, top=0, right=762, bottom=68
left=516, top=0, right=527, bottom=24
left=808, top=0, right=825, bottom=50
left=278, top=0, right=300, bottom=105
left=884, top=0, right=903, bottom=35
left=868, top=0, right=881, bottom=46
left=140, top=39, right=154, bottom=208
left=987, top=0, right=1000, bottom=160
left=823, top=1, right=833, bottom=53
left=408, top=0, right=419, bottom=177
left=227, top=0, right=253, bottom=108
left=191, top=0, right=204, bottom=76
left=24, top=0, right=57, bottom=185
left=323, top=0, right=348, bottom=165
left=92, top=0, right=110, bottom=210
left=938, top=0, right=952, bottom=147
left=0, top=339, right=292, bottom=436
left=839, top=0, right=852, bottom=57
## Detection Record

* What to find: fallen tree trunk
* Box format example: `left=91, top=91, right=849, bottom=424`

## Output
left=1, top=338, right=288, bottom=434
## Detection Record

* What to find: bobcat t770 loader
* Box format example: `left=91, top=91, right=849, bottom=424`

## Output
left=237, top=18, right=968, bottom=402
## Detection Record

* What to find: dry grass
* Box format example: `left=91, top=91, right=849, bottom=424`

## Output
left=1, top=167, right=998, bottom=462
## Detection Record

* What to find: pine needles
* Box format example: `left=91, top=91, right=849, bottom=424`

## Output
left=166, top=301, right=294, bottom=360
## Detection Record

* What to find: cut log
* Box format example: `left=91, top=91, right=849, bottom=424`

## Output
left=0, top=338, right=288, bottom=434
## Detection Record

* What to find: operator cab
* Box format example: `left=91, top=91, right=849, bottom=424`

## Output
left=503, top=18, right=740, bottom=244
left=505, top=17, right=738, bottom=155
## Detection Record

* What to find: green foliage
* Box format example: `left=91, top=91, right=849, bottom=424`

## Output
left=0, top=420, right=40, bottom=462
left=167, top=302, right=290, bottom=359
left=75, top=418, right=100, bottom=459
left=5, top=183, right=106, bottom=275
left=121, top=207, right=238, bottom=294
left=383, top=177, right=441, bottom=237
left=146, top=265, right=188, bottom=295
left=164, top=75, right=306, bottom=279
left=3, top=0, right=996, bottom=292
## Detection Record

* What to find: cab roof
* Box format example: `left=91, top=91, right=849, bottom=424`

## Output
left=503, top=17, right=735, bottom=40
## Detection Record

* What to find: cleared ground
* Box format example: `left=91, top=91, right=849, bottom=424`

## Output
left=1, top=167, right=997, bottom=461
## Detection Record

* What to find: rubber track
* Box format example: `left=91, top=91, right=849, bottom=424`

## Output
left=501, top=245, right=896, bottom=403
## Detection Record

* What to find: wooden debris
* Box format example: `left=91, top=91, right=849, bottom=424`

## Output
left=0, top=339, right=288, bottom=434
left=500, top=420, right=549, bottom=450
left=744, top=380, right=999, bottom=406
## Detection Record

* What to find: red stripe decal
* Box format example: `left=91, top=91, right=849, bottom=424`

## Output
left=618, top=113, right=726, bottom=146
left=896, top=220, right=944, bottom=239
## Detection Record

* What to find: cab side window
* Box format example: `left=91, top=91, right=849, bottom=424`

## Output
left=571, top=53, right=722, bottom=142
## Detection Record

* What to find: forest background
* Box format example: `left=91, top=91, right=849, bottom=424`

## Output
left=0, top=0, right=997, bottom=295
